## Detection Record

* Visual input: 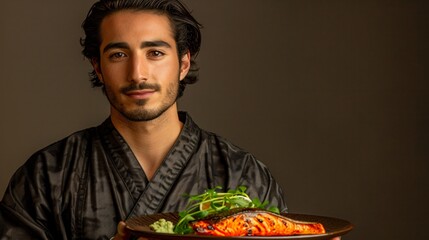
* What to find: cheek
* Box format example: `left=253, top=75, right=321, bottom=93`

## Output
left=101, top=63, right=125, bottom=81
left=154, top=60, right=180, bottom=78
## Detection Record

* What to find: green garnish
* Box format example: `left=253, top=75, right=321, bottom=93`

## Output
left=173, top=186, right=280, bottom=234
left=149, top=218, right=174, bottom=233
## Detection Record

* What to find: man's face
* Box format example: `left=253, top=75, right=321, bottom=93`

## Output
left=94, top=10, right=190, bottom=122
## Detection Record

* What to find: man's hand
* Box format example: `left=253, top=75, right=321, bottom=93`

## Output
left=112, top=221, right=148, bottom=240
left=111, top=221, right=129, bottom=240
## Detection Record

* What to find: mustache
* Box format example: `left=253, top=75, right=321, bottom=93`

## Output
left=121, top=82, right=161, bottom=94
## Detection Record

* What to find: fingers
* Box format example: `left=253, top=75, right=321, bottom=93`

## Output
left=111, top=221, right=128, bottom=240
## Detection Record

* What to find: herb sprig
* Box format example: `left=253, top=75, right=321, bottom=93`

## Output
left=173, top=186, right=280, bottom=234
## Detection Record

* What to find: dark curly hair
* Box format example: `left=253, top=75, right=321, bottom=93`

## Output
left=80, top=0, right=202, bottom=98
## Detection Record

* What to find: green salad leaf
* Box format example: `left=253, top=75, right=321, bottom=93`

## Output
left=173, top=186, right=280, bottom=234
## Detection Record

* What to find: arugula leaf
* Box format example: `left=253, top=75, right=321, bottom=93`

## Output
left=173, top=186, right=280, bottom=234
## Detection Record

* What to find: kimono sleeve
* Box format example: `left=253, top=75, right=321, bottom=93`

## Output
left=0, top=157, right=55, bottom=239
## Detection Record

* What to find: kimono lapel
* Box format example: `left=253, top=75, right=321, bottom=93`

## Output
left=99, top=119, right=148, bottom=201
left=126, top=112, right=201, bottom=218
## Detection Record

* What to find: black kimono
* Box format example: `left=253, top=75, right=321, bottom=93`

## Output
left=0, top=112, right=286, bottom=239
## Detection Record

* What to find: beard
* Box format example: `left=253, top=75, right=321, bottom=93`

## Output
left=104, top=78, right=180, bottom=122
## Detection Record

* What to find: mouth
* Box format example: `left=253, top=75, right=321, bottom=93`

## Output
left=125, top=89, right=156, bottom=99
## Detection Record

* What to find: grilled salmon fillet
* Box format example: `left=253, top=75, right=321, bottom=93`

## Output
left=190, top=208, right=326, bottom=236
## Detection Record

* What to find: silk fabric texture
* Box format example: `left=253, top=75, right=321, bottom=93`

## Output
left=0, top=112, right=286, bottom=239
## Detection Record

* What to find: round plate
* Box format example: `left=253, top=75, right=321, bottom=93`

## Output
left=125, top=212, right=353, bottom=239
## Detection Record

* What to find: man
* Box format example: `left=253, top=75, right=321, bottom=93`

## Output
left=0, top=0, right=286, bottom=239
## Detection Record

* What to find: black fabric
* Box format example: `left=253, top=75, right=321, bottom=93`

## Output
left=0, top=112, right=286, bottom=239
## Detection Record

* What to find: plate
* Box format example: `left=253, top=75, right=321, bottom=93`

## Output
left=125, top=212, right=353, bottom=239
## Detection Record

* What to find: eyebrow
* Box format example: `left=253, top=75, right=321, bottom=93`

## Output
left=102, top=40, right=172, bottom=53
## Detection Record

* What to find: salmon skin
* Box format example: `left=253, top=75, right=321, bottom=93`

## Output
left=190, top=208, right=326, bottom=236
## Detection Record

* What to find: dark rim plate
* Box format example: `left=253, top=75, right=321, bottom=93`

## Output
left=125, top=212, right=353, bottom=240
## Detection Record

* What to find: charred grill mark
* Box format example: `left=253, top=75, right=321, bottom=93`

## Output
left=268, top=217, right=276, bottom=227
left=282, top=219, right=288, bottom=227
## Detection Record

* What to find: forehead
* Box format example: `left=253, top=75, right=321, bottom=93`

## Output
left=99, top=10, right=175, bottom=46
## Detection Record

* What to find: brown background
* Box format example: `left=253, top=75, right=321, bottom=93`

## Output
left=1, top=0, right=428, bottom=239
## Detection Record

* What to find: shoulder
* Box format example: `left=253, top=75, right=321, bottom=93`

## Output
left=182, top=112, right=256, bottom=162
left=10, top=126, right=99, bottom=188
left=198, top=129, right=277, bottom=186
left=28, top=127, right=96, bottom=165
left=183, top=112, right=269, bottom=171
left=200, top=129, right=261, bottom=165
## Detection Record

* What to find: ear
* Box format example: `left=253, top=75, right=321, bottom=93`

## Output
left=91, top=58, right=103, bottom=83
left=179, top=51, right=191, bottom=81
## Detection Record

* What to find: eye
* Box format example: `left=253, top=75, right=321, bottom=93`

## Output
left=109, top=52, right=127, bottom=60
left=147, top=50, right=165, bottom=58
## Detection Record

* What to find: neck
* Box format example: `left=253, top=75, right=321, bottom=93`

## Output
left=110, top=105, right=183, bottom=180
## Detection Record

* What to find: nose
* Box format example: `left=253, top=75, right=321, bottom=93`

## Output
left=128, top=53, right=148, bottom=82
